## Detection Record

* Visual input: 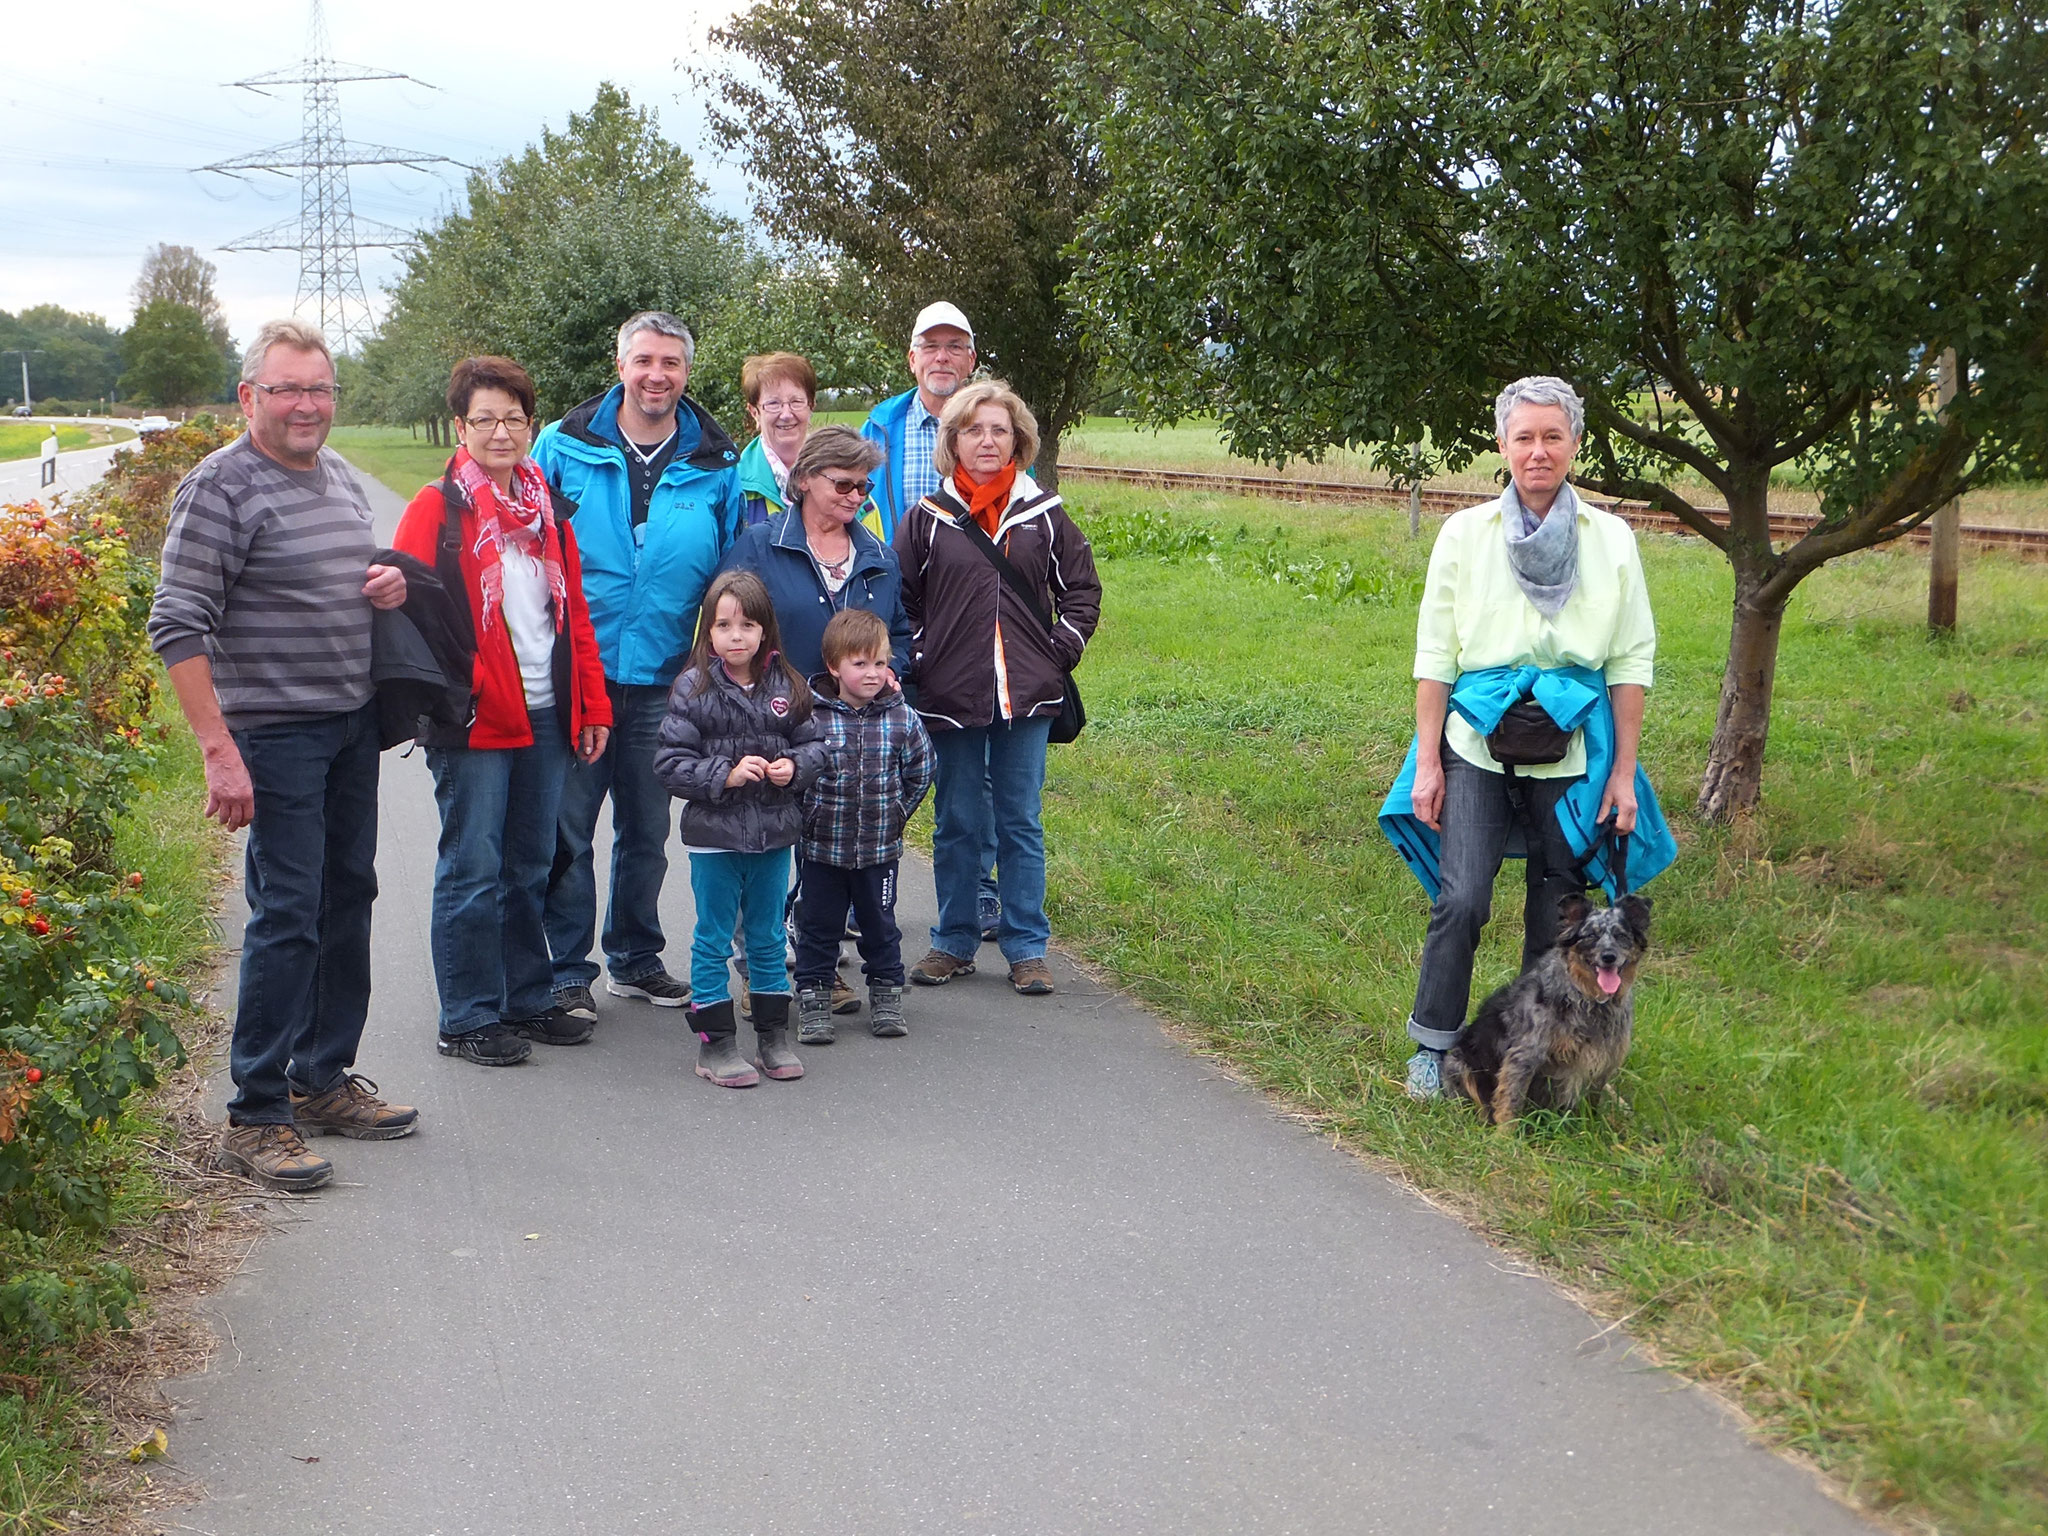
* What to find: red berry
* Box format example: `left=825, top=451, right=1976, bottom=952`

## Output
left=24, top=1068, right=41, bottom=1084
left=30, top=916, right=51, bottom=935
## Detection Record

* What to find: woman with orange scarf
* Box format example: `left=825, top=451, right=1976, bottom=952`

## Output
left=891, top=379, right=1100, bottom=996
left=393, top=357, right=611, bottom=1067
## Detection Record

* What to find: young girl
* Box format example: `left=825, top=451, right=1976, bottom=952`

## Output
left=653, top=570, right=829, bottom=1087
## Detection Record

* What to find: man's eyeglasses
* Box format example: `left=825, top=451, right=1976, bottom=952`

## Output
left=463, top=414, right=531, bottom=435
left=821, top=475, right=872, bottom=498
left=913, top=339, right=973, bottom=358
left=251, top=382, right=339, bottom=404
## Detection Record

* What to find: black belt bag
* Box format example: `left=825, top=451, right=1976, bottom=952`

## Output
left=1487, top=697, right=1571, bottom=766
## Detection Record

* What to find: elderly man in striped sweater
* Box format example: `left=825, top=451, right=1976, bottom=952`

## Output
left=150, top=318, right=418, bottom=1193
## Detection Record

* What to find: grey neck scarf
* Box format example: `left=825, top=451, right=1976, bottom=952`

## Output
left=1501, top=480, right=1581, bottom=619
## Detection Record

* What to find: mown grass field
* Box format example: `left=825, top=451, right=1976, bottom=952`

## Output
left=0, top=423, right=98, bottom=463
left=1043, top=483, right=2046, bottom=1535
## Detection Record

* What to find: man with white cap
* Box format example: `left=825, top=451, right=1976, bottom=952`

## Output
left=862, top=302, right=998, bottom=939
left=861, top=302, right=976, bottom=543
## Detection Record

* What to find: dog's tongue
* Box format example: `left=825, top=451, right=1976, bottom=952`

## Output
left=1597, top=967, right=1623, bottom=996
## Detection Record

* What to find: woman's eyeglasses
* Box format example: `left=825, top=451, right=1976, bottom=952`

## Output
left=463, top=414, right=530, bottom=435
left=822, top=475, right=872, bottom=498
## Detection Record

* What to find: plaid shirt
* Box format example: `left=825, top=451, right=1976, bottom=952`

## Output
left=902, top=397, right=943, bottom=509
left=801, top=685, right=936, bottom=868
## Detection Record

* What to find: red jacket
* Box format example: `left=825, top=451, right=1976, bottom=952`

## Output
left=394, top=471, right=611, bottom=749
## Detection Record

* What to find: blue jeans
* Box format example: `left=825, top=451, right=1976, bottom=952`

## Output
left=228, top=703, right=381, bottom=1125
left=426, top=708, right=570, bottom=1036
left=546, top=681, right=674, bottom=991
left=689, top=849, right=792, bottom=1009
left=929, top=717, right=1052, bottom=964
left=1407, top=751, right=1585, bottom=1050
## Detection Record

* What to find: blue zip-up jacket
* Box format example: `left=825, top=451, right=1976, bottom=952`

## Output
left=531, top=385, right=743, bottom=687
left=1378, top=664, right=1677, bottom=900
left=859, top=388, right=921, bottom=543
left=715, top=507, right=911, bottom=680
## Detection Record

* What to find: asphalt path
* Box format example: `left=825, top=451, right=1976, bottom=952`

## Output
left=0, top=434, right=126, bottom=505
left=164, top=468, right=1875, bottom=1535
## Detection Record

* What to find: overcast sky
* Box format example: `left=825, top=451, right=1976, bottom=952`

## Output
left=1, top=0, right=749, bottom=347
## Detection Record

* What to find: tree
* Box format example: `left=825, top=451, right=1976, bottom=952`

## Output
left=134, top=244, right=237, bottom=396
left=360, top=85, right=751, bottom=425
left=1063, top=0, right=2048, bottom=818
left=689, top=258, right=902, bottom=431
left=0, top=307, right=123, bottom=403
left=700, top=0, right=1103, bottom=484
left=121, top=300, right=226, bottom=409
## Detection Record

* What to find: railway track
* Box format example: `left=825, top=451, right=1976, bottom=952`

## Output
left=1057, top=461, right=2048, bottom=561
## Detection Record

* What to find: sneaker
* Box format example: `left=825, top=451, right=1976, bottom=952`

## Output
left=1405, top=1048, right=1445, bottom=1102
left=830, top=974, right=861, bottom=1014
left=437, top=1023, right=533, bottom=1067
left=608, top=970, right=689, bottom=1007
left=797, top=985, right=836, bottom=1045
left=868, top=983, right=907, bottom=1038
left=1008, top=957, right=1056, bottom=996
left=909, top=949, right=976, bottom=986
left=978, top=897, right=1001, bottom=943
left=507, top=1005, right=594, bottom=1047
left=554, top=985, right=598, bottom=1022
left=290, top=1074, right=419, bottom=1140
left=215, top=1122, right=333, bottom=1192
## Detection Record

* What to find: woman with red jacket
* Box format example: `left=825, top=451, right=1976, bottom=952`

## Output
left=393, top=356, right=612, bottom=1067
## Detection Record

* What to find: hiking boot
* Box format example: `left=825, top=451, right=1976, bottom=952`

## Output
left=868, top=983, right=907, bottom=1038
left=751, top=993, right=804, bottom=1081
left=1009, top=957, right=1056, bottom=996
left=608, top=970, right=689, bottom=1007
left=1405, top=1048, right=1445, bottom=1103
left=978, top=896, right=1002, bottom=943
left=555, top=984, right=598, bottom=1022
left=797, top=985, right=836, bottom=1045
left=507, top=1005, right=594, bottom=1047
left=215, top=1122, right=333, bottom=1193
left=910, top=949, right=975, bottom=986
left=831, top=974, right=861, bottom=1014
left=437, top=1023, right=532, bottom=1067
left=290, top=1074, right=419, bottom=1140
left=692, top=1001, right=759, bottom=1088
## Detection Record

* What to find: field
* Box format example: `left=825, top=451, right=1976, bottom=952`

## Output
left=0, top=422, right=132, bottom=462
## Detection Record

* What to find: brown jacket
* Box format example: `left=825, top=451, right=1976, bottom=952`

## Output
left=893, top=476, right=1101, bottom=731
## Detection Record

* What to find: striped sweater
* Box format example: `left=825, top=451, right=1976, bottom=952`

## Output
left=148, top=434, right=379, bottom=729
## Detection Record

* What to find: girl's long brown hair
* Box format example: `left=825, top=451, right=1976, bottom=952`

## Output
left=683, top=568, right=813, bottom=724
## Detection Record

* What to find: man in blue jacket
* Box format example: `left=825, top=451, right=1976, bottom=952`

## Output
left=862, top=301, right=1000, bottom=940
left=532, top=311, right=743, bottom=1019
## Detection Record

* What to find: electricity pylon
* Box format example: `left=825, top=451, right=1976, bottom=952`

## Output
left=199, top=0, right=461, bottom=354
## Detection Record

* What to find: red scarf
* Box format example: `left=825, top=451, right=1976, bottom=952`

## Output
left=453, top=448, right=567, bottom=636
left=955, top=462, right=1019, bottom=537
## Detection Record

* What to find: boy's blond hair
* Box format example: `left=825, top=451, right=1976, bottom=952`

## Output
left=820, top=608, right=891, bottom=672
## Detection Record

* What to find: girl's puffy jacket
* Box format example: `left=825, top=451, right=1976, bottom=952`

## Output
left=652, top=659, right=830, bottom=853
left=392, top=465, right=612, bottom=750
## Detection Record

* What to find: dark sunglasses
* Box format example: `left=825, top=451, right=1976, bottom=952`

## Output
left=822, top=475, right=872, bottom=498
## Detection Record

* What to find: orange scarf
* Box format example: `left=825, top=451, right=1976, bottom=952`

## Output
left=956, top=462, right=1019, bottom=537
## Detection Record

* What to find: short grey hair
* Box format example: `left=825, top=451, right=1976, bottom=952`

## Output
left=617, top=311, right=695, bottom=367
left=1494, top=375, right=1584, bottom=439
left=242, top=318, right=333, bottom=383
left=789, top=425, right=886, bottom=491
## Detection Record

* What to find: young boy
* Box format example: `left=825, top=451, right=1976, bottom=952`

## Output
left=796, top=609, right=936, bottom=1042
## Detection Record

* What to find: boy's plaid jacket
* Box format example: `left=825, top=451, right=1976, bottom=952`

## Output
left=801, top=677, right=936, bottom=868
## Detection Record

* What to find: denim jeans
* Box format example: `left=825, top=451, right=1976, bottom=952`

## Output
left=546, top=681, right=674, bottom=991
left=426, top=708, right=570, bottom=1036
left=1407, top=750, right=1586, bottom=1050
left=929, top=716, right=1053, bottom=964
left=228, top=703, right=381, bottom=1125
left=688, top=849, right=792, bottom=1009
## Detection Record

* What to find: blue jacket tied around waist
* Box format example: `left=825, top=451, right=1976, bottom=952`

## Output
left=1378, top=664, right=1677, bottom=901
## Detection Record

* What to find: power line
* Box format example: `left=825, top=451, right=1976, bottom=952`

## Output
left=196, top=0, right=466, bottom=354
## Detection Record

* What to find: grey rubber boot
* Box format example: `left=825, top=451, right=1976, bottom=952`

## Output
left=751, top=993, right=804, bottom=1080
left=797, top=984, right=836, bottom=1046
left=868, top=983, right=907, bottom=1038
left=692, top=1001, right=759, bottom=1088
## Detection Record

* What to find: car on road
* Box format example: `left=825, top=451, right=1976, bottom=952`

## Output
left=135, top=416, right=173, bottom=434
left=9, top=405, right=29, bottom=417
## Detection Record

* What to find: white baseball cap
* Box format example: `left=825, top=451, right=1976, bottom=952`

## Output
left=910, top=301, right=975, bottom=345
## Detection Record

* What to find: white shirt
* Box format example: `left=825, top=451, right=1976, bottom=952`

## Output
left=497, top=543, right=556, bottom=711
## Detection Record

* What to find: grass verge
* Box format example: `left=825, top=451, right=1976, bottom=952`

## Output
left=0, top=424, right=99, bottom=463
left=1045, top=483, right=2047, bottom=1535
left=0, top=722, right=233, bottom=1536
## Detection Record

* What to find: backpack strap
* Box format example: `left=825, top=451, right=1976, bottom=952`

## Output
left=945, top=500, right=1056, bottom=636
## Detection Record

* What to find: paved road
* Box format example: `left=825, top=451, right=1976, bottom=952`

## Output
left=0, top=436, right=126, bottom=505
left=165, top=469, right=1875, bottom=1535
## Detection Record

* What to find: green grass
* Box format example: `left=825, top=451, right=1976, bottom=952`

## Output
left=1042, top=484, right=2047, bottom=1534
left=325, top=425, right=451, bottom=501
left=0, top=424, right=98, bottom=463
left=0, top=722, right=226, bottom=1536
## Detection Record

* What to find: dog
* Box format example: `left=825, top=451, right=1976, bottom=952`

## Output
left=1444, top=891, right=1652, bottom=1130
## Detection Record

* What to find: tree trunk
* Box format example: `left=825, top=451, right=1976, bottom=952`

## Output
left=1696, top=575, right=1787, bottom=821
left=1032, top=427, right=1061, bottom=491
